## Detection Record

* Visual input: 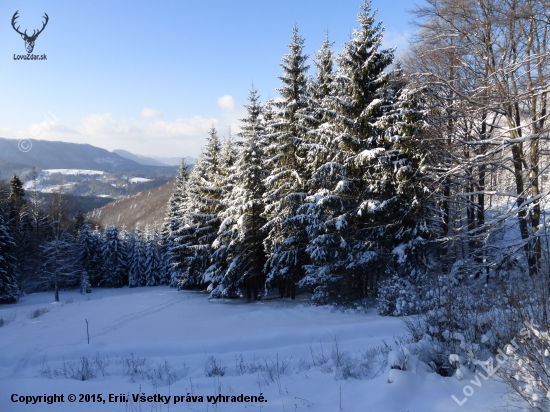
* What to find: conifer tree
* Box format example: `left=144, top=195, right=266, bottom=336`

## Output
left=209, top=86, right=268, bottom=300
left=144, top=226, right=163, bottom=286
left=172, top=126, right=223, bottom=289
left=101, top=225, right=128, bottom=287
left=263, top=25, right=312, bottom=299
left=128, top=227, right=147, bottom=287
left=305, top=32, right=337, bottom=174
left=76, top=224, right=102, bottom=286
left=300, top=1, right=400, bottom=303
left=9, top=174, right=26, bottom=222
left=80, top=270, right=91, bottom=294
left=0, top=214, right=18, bottom=303
left=164, top=159, right=190, bottom=286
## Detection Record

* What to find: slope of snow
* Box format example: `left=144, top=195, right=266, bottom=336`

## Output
left=128, top=177, right=153, bottom=184
left=42, top=169, right=105, bottom=176
left=0, top=287, right=516, bottom=411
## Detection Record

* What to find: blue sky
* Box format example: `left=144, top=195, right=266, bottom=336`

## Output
left=0, top=0, right=419, bottom=158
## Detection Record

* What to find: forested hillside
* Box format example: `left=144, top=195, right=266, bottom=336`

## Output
left=87, top=179, right=176, bottom=229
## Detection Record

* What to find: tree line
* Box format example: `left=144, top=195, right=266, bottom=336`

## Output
left=164, top=0, right=550, bottom=308
left=2, top=0, right=549, bottom=316
left=0, top=173, right=171, bottom=303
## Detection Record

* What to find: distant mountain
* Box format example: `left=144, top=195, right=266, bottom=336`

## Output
left=0, top=137, right=177, bottom=180
left=87, top=179, right=176, bottom=229
left=112, top=149, right=196, bottom=168
left=152, top=156, right=196, bottom=166
left=112, top=149, right=168, bottom=167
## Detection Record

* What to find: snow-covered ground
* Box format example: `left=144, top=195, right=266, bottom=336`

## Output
left=0, top=287, right=518, bottom=411
left=41, top=169, right=105, bottom=176
left=128, top=177, right=153, bottom=184
left=22, top=170, right=106, bottom=193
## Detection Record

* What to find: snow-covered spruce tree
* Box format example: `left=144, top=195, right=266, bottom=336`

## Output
left=209, top=86, right=268, bottom=300
left=128, top=227, right=146, bottom=287
left=100, top=225, right=128, bottom=287
left=157, top=232, right=172, bottom=285
left=263, top=24, right=312, bottom=299
left=76, top=223, right=103, bottom=287
left=144, top=226, right=163, bottom=286
left=171, top=126, right=224, bottom=289
left=7, top=174, right=37, bottom=294
left=8, top=174, right=26, bottom=224
left=373, top=77, right=434, bottom=315
left=301, top=1, right=430, bottom=305
left=0, top=214, right=18, bottom=303
left=80, top=270, right=91, bottom=294
left=305, top=31, right=337, bottom=175
left=164, top=158, right=190, bottom=287
left=203, top=129, right=240, bottom=293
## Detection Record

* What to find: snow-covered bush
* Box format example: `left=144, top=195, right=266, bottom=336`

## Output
left=204, top=356, right=226, bottom=377
left=400, top=279, right=502, bottom=377
left=492, top=274, right=550, bottom=411
left=377, top=275, right=426, bottom=316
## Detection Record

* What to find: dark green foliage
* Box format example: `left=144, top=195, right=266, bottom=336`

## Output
left=0, top=214, right=18, bottom=303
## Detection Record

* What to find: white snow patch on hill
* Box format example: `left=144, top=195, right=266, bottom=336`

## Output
left=128, top=177, right=153, bottom=183
left=42, top=169, right=105, bottom=176
left=0, top=287, right=513, bottom=411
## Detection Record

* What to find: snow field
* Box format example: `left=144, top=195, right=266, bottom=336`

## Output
left=0, top=287, right=511, bottom=411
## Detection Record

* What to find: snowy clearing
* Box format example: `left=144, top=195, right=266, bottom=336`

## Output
left=41, top=169, right=105, bottom=176
left=128, top=177, right=153, bottom=184
left=0, top=287, right=515, bottom=411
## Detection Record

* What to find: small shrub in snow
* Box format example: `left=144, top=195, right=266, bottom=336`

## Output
left=119, top=353, right=150, bottom=381
left=28, top=307, right=50, bottom=319
left=330, top=335, right=365, bottom=379
left=491, top=275, right=550, bottom=410
left=62, top=357, right=96, bottom=381
left=54, top=353, right=109, bottom=381
left=235, top=354, right=247, bottom=376
left=399, top=277, right=500, bottom=377
left=204, top=356, right=226, bottom=377
left=235, top=354, right=262, bottom=376
left=362, top=345, right=389, bottom=378
left=156, top=359, right=177, bottom=384
left=309, top=340, right=329, bottom=366
left=0, top=310, right=16, bottom=327
left=262, top=354, right=292, bottom=382
left=309, top=335, right=385, bottom=380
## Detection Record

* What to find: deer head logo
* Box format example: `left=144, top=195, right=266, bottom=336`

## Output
left=11, top=11, right=49, bottom=54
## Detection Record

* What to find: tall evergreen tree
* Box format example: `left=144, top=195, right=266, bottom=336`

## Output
left=263, top=24, right=312, bottom=299
left=209, top=86, right=268, bottom=300
left=164, top=159, right=190, bottom=287
left=9, top=174, right=26, bottom=222
left=101, top=225, right=128, bottom=287
left=172, top=126, right=223, bottom=289
left=76, top=224, right=102, bottom=287
left=128, top=227, right=146, bottom=287
left=300, top=1, right=403, bottom=303
left=0, top=214, right=18, bottom=303
left=144, top=226, right=163, bottom=286
left=305, top=31, right=337, bottom=175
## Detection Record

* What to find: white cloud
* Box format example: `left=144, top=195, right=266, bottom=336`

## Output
left=4, top=99, right=252, bottom=157
left=140, top=108, right=164, bottom=118
left=217, top=95, right=236, bottom=111
left=3, top=113, right=221, bottom=157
